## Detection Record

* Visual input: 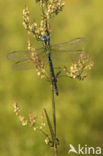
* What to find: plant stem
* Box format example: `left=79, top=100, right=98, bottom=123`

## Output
left=52, top=85, right=56, bottom=137
left=51, top=85, right=58, bottom=156
left=54, top=145, right=58, bottom=156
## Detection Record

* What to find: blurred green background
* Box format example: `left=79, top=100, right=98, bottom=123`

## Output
left=0, top=0, right=103, bottom=155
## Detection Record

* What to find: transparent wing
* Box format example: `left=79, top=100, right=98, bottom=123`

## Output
left=8, top=38, right=85, bottom=70
left=51, top=49, right=82, bottom=64
left=7, top=47, right=45, bottom=61
left=8, top=47, right=48, bottom=70
left=50, top=38, right=85, bottom=64
left=11, top=55, right=48, bottom=70
left=51, top=38, right=85, bottom=52
left=12, top=59, right=35, bottom=70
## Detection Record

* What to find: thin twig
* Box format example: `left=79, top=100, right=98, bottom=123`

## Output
left=51, top=85, right=58, bottom=156
left=52, top=85, right=56, bottom=137
left=54, top=145, right=58, bottom=156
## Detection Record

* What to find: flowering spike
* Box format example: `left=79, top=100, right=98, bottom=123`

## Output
left=13, top=99, right=28, bottom=126
left=64, top=50, right=94, bottom=80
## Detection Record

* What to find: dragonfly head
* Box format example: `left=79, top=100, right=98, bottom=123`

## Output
left=41, top=35, right=50, bottom=45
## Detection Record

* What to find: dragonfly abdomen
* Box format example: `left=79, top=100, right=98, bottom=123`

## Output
left=47, top=53, right=58, bottom=96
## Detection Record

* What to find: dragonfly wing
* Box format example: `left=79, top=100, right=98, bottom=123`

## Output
left=9, top=49, right=48, bottom=71
left=8, top=51, right=30, bottom=61
left=50, top=37, right=86, bottom=64
left=12, top=58, right=35, bottom=70
left=51, top=38, right=85, bottom=52
left=8, top=47, right=45, bottom=61
left=51, top=49, right=83, bottom=65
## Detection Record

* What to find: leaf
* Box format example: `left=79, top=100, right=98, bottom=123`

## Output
left=44, top=108, right=55, bottom=141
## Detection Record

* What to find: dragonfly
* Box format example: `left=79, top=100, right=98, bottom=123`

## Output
left=8, top=36, right=85, bottom=96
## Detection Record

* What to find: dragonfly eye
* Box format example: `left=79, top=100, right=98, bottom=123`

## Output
left=41, top=35, right=50, bottom=42
left=41, top=36, right=45, bottom=42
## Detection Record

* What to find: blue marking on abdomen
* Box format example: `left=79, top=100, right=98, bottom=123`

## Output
left=53, top=81, right=58, bottom=96
left=47, top=54, right=58, bottom=96
left=49, top=60, right=52, bottom=63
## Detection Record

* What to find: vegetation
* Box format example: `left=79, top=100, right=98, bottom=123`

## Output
left=0, top=0, right=103, bottom=156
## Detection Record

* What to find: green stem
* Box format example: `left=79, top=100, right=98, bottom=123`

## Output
left=51, top=85, right=58, bottom=156
left=52, top=85, right=56, bottom=138
left=54, top=145, right=58, bottom=156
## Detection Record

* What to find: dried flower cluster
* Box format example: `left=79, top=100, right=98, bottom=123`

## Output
left=13, top=98, right=28, bottom=126
left=23, top=0, right=65, bottom=40
left=13, top=99, right=55, bottom=146
left=46, top=0, right=65, bottom=19
left=13, top=99, right=51, bottom=138
left=27, top=39, right=48, bottom=79
left=64, top=50, right=94, bottom=80
left=23, top=7, right=41, bottom=40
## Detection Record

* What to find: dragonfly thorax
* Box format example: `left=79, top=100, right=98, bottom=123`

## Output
left=41, top=35, right=51, bottom=52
